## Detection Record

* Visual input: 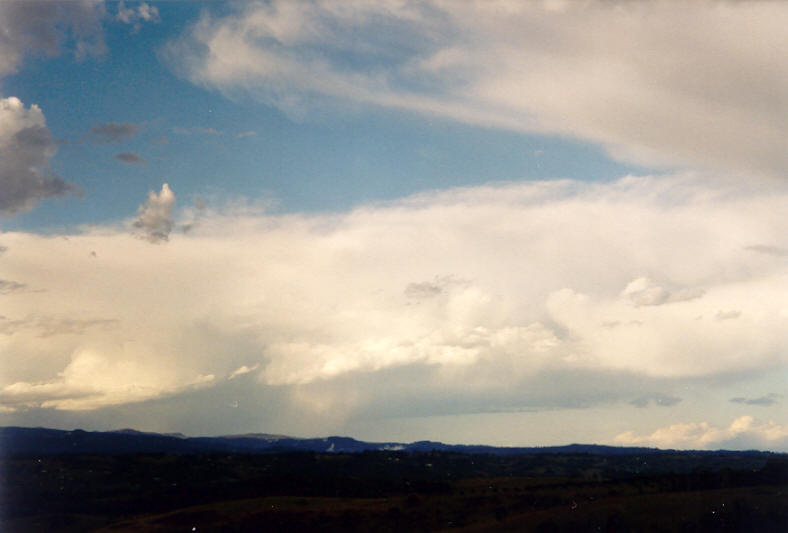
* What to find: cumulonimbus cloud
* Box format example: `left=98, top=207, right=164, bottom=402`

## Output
left=0, top=173, right=787, bottom=413
left=165, top=1, right=788, bottom=179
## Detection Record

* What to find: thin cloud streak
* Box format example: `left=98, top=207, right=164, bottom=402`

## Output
left=166, top=1, right=788, bottom=179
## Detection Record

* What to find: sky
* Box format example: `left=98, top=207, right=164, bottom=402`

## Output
left=0, top=0, right=787, bottom=452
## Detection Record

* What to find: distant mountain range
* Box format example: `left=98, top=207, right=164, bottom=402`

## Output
left=0, top=426, right=776, bottom=457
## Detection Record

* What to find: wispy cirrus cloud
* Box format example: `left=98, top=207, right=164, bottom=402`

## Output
left=166, top=1, right=788, bottom=179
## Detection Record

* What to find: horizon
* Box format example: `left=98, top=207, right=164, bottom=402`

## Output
left=1, top=1, right=786, bottom=453
left=8, top=425, right=787, bottom=454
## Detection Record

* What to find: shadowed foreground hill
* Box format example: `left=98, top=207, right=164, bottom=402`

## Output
left=1, top=427, right=786, bottom=532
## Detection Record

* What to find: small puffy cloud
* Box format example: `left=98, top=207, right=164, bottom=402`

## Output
left=622, top=278, right=670, bottom=307
left=116, top=1, right=160, bottom=31
left=236, top=130, right=257, bottom=139
left=0, top=96, right=75, bottom=214
left=229, top=364, right=260, bottom=379
left=133, top=183, right=176, bottom=243
left=730, top=393, right=782, bottom=407
left=614, top=416, right=788, bottom=451
left=166, top=1, right=788, bottom=179
left=621, top=277, right=704, bottom=307
left=114, top=151, right=146, bottom=165
left=0, top=0, right=105, bottom=77
left=90, top=122, right=139, bottom=143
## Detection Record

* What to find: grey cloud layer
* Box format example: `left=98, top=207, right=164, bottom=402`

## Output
left=0, top=0, right=105, bottom=77
left=167, top=1, right=788, bottom=178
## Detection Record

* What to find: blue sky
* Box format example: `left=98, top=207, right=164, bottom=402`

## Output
left=2, top=0, right=643, bottom=232
left=0, top=1, right=786, bottom=451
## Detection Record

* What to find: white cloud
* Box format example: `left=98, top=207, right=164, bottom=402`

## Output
left=1, top=173, right=787, bottom=412
left=0, top=347, right=214, bottom=411
left=167, top=1, right=788, bottom=178
left=133, top=183, right=176, bottom=243
left=0, top=96, right=75, bottom=214
left=229, top=364, right=259, bottom=379
left=614, top=416, right=788, bottom=451
left=621, top=278, right=705, bottom=308
left=116, top=1, right=160, bottom=31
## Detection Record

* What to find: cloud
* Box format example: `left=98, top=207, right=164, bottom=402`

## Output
left=1, top=173, right=787, bottom=413
left=0, top=0, right=105, bottom=77
left=715, top=310, right=741, bottom=321
left=90, top=122, right=139, bottom=143
left=404, top=276, right=467, bottom=300
left=629, top=394, right=681, bottom=409
left=0, top=348, right=214, bottom=411
left=171, top=126, right=221, bottom=136
left=166, top=1, right=788, bottom=178
left=0, top=316, right=117, bottom=338
left=236, top=130, right=257, bottom=139
left=133, top=183, right=176, bottom=243
left=745, top=244, right=788, bottom=257
left=229, top=364, right=260, bottom=379
left=116, top=1, right=160, bottom=32
left=180, top=195, right=207, bottom=234
left=114, top=151, right=146, bottom=165
left=0, top=280, right=27, bottom=294
left=621, top=278, right=705, bottom=308
left=614, top=416, right=788, bottom=451
left=0, top=96, right=76, bottom=214
left=730, top=393, right=782, bottom=407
